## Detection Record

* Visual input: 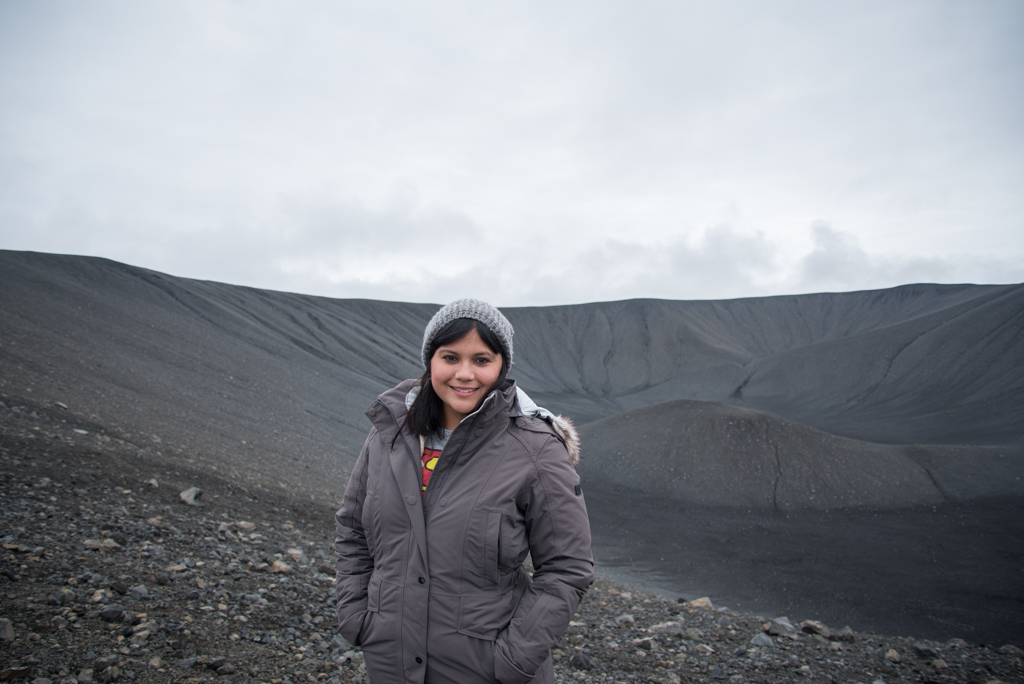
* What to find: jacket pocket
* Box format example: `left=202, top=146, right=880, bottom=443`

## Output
left=488, top=509, right=527, bottom=592
left=458, top=592, right=515, bottom=642
left=485, top=509, right=501, bottom=586
left=366, top=573, right=382, bottom=613
left=359, top=574, right=402, bottom=649
left=497, top=514, right=527, bottom=582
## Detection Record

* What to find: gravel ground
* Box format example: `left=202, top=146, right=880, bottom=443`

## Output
left=2, top=394, right=1022, bottom=684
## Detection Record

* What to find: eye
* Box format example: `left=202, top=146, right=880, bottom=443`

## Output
left=474, top=357, right=491, bottom=365
left=441, top=354, right=458, bottom=362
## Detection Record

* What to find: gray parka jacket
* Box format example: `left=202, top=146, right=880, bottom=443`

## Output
left=335, top=378, right=593, bottom=684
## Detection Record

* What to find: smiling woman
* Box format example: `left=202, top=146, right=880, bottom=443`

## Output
left=334, top=299, right=592, bottom=683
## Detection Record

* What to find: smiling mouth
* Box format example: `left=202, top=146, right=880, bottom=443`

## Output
left=450, top=386, right=478, bottom=396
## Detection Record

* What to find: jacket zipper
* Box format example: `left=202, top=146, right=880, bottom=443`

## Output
left=378, top=400, right=481, bottom=523
left=424, top=413, right=480, bottom=523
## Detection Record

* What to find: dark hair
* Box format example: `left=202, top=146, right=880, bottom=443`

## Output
left=403, top=318, right=509, bottom=439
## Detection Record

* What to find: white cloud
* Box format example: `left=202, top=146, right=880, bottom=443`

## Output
left=1, top=0, right=1022, bottom=305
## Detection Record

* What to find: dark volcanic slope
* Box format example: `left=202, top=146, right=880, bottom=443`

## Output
left=578, top=400, right=1024, bottom=510
left=0, top=252, right=431, bottom=503
left=506, top=287, right=1024, bottom=445
left=2, top=250, right=1023, bottom=506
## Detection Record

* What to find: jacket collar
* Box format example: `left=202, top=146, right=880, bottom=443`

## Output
left=367, top=377, right=518, bottom=444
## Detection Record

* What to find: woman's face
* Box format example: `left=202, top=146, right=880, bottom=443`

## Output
left=430, top=326, right=503, bottom=430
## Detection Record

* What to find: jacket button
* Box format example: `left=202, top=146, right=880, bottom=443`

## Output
left=405, top=496, right=416, bottom=506
left=440, top=498, right=447, bottom=507
left=474, top=429, right=483, bottom=437
left=418, top=577, right=425, bottom=584
left=415, top=657, right=422, bottom=664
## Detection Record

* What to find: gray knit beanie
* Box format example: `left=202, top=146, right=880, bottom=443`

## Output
left=421, top=298, right=514, bottom=368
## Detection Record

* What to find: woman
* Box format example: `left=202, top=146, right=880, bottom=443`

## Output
left=334, top=299, right=593, bottom=684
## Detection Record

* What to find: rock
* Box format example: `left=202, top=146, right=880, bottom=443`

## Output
left=568, top=653, right=594, bottom=670
left=998, top=644, right=1023, bottom=655
left=179, top=487, right=202, bottom=506
left=285, top=548, right=309, bottom=564
left=649, top=621, right=684, bottom=637
left=767, top=617, right=796, bottom=636
left=932, top=658, right=948, bottom=669
left=946, top=637, right=968, bottom=649
left=913, top=641, right=939, bottom=659
left=178, top=657, right=197, bottom=669
left=270, top=560, right=291, bottom=574
left=76, top=670, right=93, bottom=683
left=83, top=540, right=104, bottom=550
left=128, top=585, right=149, bottom=601
left=0, top=618, right=14, bottom=642
left=147, top=657, right=164, bottom=669
left=751, top=633, right=774, bottom=648
left=1, top=668, right=31, bottom=680
left=885, top=648, right=901, bottom=662
left=836, top=626, right=856, bottom=642
left=235, top=521, right=256, bottom=532
left=331, top=635, right=352, bottom=651
left=98, top=605, right=125, bottom=622
left=615, top=614, right=635, bottom=627
left=633, top=637, right=654, bottom=650
left=800, top=620, right=831, bottom=637
left=687, top=597, right=713, bottom=610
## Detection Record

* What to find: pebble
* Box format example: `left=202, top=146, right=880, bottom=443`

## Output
left=799, top=619, right=831, bottom=637
left=178, top=486, right=202, bottom=506
left=0, top=618, right=14, bottom=642
left=767, top=616, right=796, bottom=636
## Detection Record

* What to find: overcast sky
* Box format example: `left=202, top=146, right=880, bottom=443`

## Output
left=2, top=1, right=1022, bottom=306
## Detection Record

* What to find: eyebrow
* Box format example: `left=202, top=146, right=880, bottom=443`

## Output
left=438, top=347, right=498, bottom=357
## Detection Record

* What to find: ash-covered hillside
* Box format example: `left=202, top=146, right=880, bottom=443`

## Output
left=2, top=250, right=1021, bottom=506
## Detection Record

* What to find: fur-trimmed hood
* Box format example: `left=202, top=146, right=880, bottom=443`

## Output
left=549, top=414, right=582, bottom=466
left=514, top=387, right=581, bottom=466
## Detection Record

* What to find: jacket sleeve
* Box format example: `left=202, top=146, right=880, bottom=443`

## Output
left=494, top=434, right=594, bottom=683
left=334, top=430, right=375, bottom=645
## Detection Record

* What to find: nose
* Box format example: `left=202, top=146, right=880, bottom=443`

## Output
left=454, top=360, right=475, bottom=380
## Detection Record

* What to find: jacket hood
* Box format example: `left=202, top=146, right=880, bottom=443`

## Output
left=548, top=414, right=581, bottom=467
